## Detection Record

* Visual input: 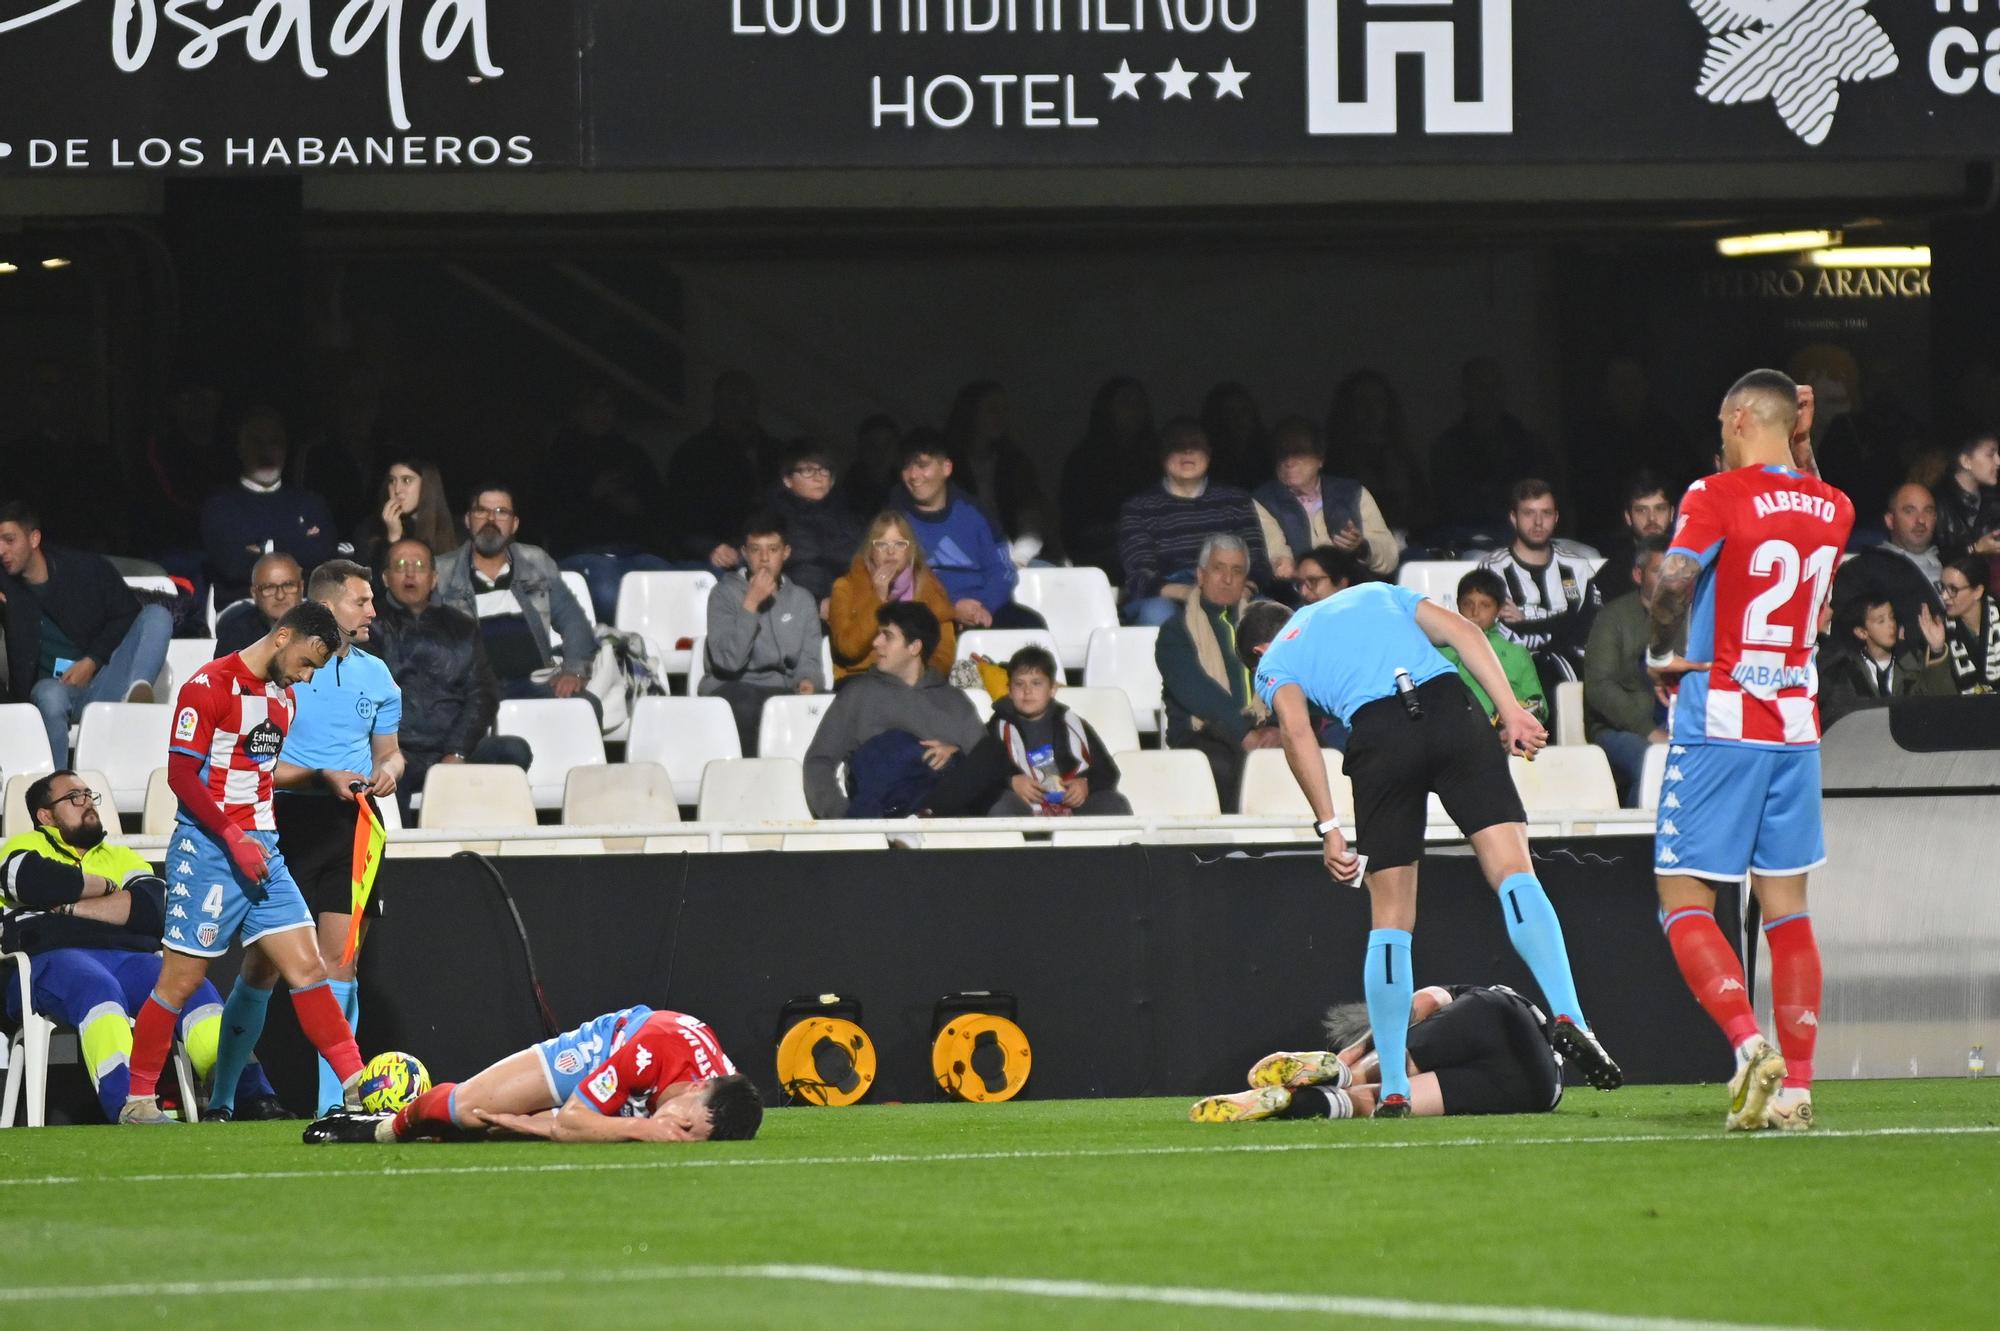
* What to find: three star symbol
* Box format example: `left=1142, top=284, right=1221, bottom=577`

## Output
left=1104, top=58, right=1248, bottom=102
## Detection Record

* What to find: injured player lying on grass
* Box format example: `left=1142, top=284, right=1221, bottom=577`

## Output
left=1190, top=984, right=1574, bottom=1122
left=305, top=1006, right=763, bottom=1144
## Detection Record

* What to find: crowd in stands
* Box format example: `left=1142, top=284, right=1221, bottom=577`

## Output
left=4, top=362, right=1999, bottom=824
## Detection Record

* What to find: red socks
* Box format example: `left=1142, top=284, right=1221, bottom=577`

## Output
left=291, top=983, right=363, bottom=1084
left=1663, top=907, right=1762, bottom=1050
left=391, top=1082, right=459, bottom=1140
left=1763, top=914, right=1821, bottom=1089
left=128, top=994, right=181, bottom=1098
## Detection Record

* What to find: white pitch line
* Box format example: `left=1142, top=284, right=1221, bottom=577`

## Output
left=0, top=1123, right=1991, bottom=1191
left=0, top=1260, right=1848, bottom=1331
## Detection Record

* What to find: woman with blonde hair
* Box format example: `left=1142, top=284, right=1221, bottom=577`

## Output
left=827, top=511, right=957, bottom=682
left=354, top=457, right=457, bottom=571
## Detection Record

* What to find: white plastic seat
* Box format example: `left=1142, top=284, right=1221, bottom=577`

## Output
left=1114, top=750, right=1222, bottom=818
left=122, top=575, right=177, bottom=598
left=417, top=764, right=537, bottom=830
left=3, top=771, right=111, bottom=838
left=696, top=757, right=811, bottom=823
left=161, top=638, right=220, bottom=698
left=560, top=570, right=597, bottom=625
left=3, top=950, right=198, bottom=1128
left=956, top=627, right=1062, bottom=667
left=1553, top=681, right=1587, bottom=746
left=1053, top=686, right=1142, bottom=757
left=1639, top=742, right=1670, bottom=813
left=685, top=635, right=708, bottom=696
left=141, top=768, right=177, bottom=836
left=1237, top=748, right=1355, bottom=834
left=613, top=571, right=716, bottom=674
left=1397, top=560, right=1479, bottom=608
left=74, top=703, right=173, bottom=815
left=756, top=694, right=838, bottom=763
left=561, top=762, right=680, bottom=827
left=626, top=697, right=741, bottom=805
left=495, top=698, right=607, bottom=810
left=961, top=688, right=996, bottom=724
left=1014, top=567, right=1118, bottom=671
left=1509, top=748, right=1620, bottom=814
left=0, top=705, right=55, bottom=783
left=780, top=831, right=890, bottom=851
left=1082, top=627, right=1164, bottom=736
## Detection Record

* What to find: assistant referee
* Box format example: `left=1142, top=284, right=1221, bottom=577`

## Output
left=206, top=558, right=403, bottom=1118
left=1235, top=583, right=1619, bottom=1115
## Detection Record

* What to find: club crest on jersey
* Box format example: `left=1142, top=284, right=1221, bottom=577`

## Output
left=196, top=923, right=220, bottom=947
left=553, top=1048, right=586, bottom=1076
left=174, top=707, right=200, bottom=743
left=588, top=1067, right=618, bottom=1101
left=242, top=719, right=284, bottom=761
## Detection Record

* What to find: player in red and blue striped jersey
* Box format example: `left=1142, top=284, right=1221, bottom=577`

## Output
left=1646, top=370, right=1853, bottom=1132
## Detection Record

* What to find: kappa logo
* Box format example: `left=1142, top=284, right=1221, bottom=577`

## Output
left=1688, top=0, right=1897, bottom=147
left=1667, top=766, right=1686, bottom=781
left=1664, top=793, right=1683, bottom=810
left=1658, top=848, right=1680, bottom=865
left=1306, top=0, right=1513, bottom=136
left=1719, top=977, right=1744, bottom=992
left=634, top=1047, right=653, bottom=1073
left=1671, top=746, right=1687, bottom=756
left=166, top=926, right=185, bottom=940
left=169, top=885, right=190, bottom=898
left=191, top=673, right=211, bottom=687
left=176, top=838, right=196, bottom=854
left=1660, top=820, right=1680, bottom=837
left=173, top=860, right=193, bottom=877
left=1798, top=1010, right=1819, bottom=1027
left=169, top=905, right=189, bottom=920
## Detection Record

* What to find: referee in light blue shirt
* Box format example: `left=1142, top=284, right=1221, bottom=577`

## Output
left=1235, top=583, right=1619, bottom=1116
left=206, top=558, right=404, bottom=1119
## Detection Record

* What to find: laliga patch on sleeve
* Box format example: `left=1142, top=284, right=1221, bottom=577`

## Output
left=588, top=1067, right=618, bottom=1101
left=174, top=707, right=200, bottom=743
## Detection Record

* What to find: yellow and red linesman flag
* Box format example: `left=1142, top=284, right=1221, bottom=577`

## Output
left=340, top=793, right=387, bottom=967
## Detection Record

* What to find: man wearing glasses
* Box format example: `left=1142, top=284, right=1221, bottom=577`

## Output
left=434, top=485, right=599, bottom=714
left=214, top=552, right=304, bottom=657
left=768, top=441, right=860, bottom=609
left=1, top=770, right=286, bottom=1121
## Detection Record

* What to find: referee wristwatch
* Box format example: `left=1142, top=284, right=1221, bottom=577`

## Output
left=1644, top=645, right=1678, bottom=670
left=1313, top=818, right=1341, bottom=839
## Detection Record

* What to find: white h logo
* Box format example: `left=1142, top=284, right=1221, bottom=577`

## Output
left=1306, top=0, right=1513, bottom=135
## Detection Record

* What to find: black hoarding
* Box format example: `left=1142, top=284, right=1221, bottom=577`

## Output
left=5, top=1, right=2000, bottom=175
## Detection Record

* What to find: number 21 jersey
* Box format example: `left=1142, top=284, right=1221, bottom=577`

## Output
left=1668, top=465, right=1854, bottom=747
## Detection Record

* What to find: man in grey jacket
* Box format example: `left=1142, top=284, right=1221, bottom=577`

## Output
left=1582, top=537, right=1680, bottom=807
left=699, top=510, right=825, bottom=753
left=803, top=602, right=984, bottom=818
left=433, top=484, right=599, bottom=714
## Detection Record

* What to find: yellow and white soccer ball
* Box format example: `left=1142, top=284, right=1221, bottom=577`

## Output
left=358, top=1051, right=432, bottom=1113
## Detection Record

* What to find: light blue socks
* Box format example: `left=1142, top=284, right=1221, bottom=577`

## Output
left=1364, top=928, right=1414, bottom=1102
left=207, top=982, right=273, bottom=1114
left=1499, top=872, right=1586, bottom=1026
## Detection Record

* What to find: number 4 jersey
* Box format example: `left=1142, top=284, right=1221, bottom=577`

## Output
left=1669, top=465, right=1855, bottom=748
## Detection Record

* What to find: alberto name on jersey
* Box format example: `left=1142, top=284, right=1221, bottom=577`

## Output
left=1668, top=466, right=1855, bottom=748
left=575, top=1011, right=737, bottom=1118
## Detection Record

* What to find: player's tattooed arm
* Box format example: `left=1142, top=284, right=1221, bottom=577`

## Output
left=1649, top=553, right=1701, bottom=656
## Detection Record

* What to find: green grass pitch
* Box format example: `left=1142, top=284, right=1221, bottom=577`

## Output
left=3, top=1081, right=1996, bottom=1330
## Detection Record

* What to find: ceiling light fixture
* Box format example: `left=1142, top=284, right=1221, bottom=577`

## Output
left=1808, top=246, right=1930, bottom=269
left=39, top=257, right=70, bottom=270
left=1715, top=230, right=1838, bottom=258
left=0, top=262, right=18, bottom=275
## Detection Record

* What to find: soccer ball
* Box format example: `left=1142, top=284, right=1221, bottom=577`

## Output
left=358, top=1051, right=431, bottom=1113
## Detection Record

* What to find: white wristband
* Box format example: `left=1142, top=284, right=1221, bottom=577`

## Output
left=1314, top=818, right=1341, bottom=838
left=1644, top=645, right=1678, bottom=670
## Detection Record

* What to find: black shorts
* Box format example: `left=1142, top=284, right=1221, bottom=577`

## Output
left=274, top=793, right=382, bottom=920
left=1407, top=986, right=1562, bottom=1115
left=1341, top=674, right=1527, bottom=871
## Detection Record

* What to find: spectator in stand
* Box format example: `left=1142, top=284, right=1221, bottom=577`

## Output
left=945, top=381, right=1052, bottom=561
left=372, top=538, right=529, bottom=818
left=6, top=359, right=122, bottom=553
left=1202, top=381, right=1271, bottom=491
left=769, top=440, right=861, bottom=608
left=1441, top=567, right=1547, bottom=726
left=1940, top=555, right=2000, bottom=694
left=292, top=367, right=392, bottom=533
left=1585, top=472, right=1675, bottom=608
left=1821, top=595, right=1953, bottom=727
left=434, top=484, right=598, bottom=712
left=893, top=432, right=1046, bottom=631
left=537, top=384, right=672, bottom=621
left=139, top=381, right=231, bottom=553
left=1933, top=433, right=2000, bottom=562
left=827, top=512, right=957, bottom=684
left=1582, top=539, right=1681, bottom=806
left=1156, top=535, right=1281, bottom=811
left=1326, top=368, right=1429, bottom=536
left=1117, top=418, right=1273, bottom=627
left=1570, top=358, right=1697, bottom=537
left=844, top=414, right=903, bottom=521
left=1291, top=546, right=1367, bottom=606
left=352, top=458, right=458, bottom=573
left=1831, top=483, right=1948, bottom=652
left=926, top=646, right=1131, bottom=818
left=0, top=503, right=172, bottom=766
left=1431, top=359, right=1551, bottom=534
left=214, top=553, right=304, bottom=658
left=1252, top=417, right=1398, bottom=583
left=803, top=602, right=984, bottom=819
left=1477, top=480, right=1601, bottom=695
left=698, top=511, right=824, bottom=754
left=199, top=405, right=341, bottom=605
left=665, top=370, right=785, bottom=568
left=1061, top=377, right=1158, bottom=579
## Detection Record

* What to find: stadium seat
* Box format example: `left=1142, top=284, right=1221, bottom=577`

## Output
left=1639, top=742, right=1669, bottom=813
left=74, top=703, right=172, bottom=815
left=2, top=950, right=198, bottom=1128
left=140, top=768, right=177, bottom=837
left=780, top=831, right=890, bottom=851
left=1237, top=748, right=1355, bottom=834
left=1014, top=567, right=1118, bottom=671
left=561, top=762, right=679, bottom=829
left=756, top=694, right=837, bottom=763
left=961, top=687, right=995, bottom=723
left=1082, top=627, right=1164, bottom=736
left=957, top=627, right=1061, bottom=666
left=560, top=570, right=597, bottom=625
left=1509, top=747, right=1619, bottom=814
left=696, top=757, right=811, bottom=824
left=162, top=638, right=219, bottom=697
left=2, top=770, right=111, bottom=838
left=626, top=696, right=741, bottom=805
left=495, top=698, right=607, bottom=809
left=684, top=635, right=707, bottom=696
left=1114, top=750, right=1221, bottom=818
left=1053, top=686, right=1142, bottom=757
left=0, top=704, right=56, bottom=784
left=1397, top=560, right=1479, bottom=608
left=121, top=574, right=177, bottom=598
left=417, top=763, right=537, bottom=831
left=1553, top=681, right=1587, bottom=746
left=613, top=571, right=716, bottom=675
